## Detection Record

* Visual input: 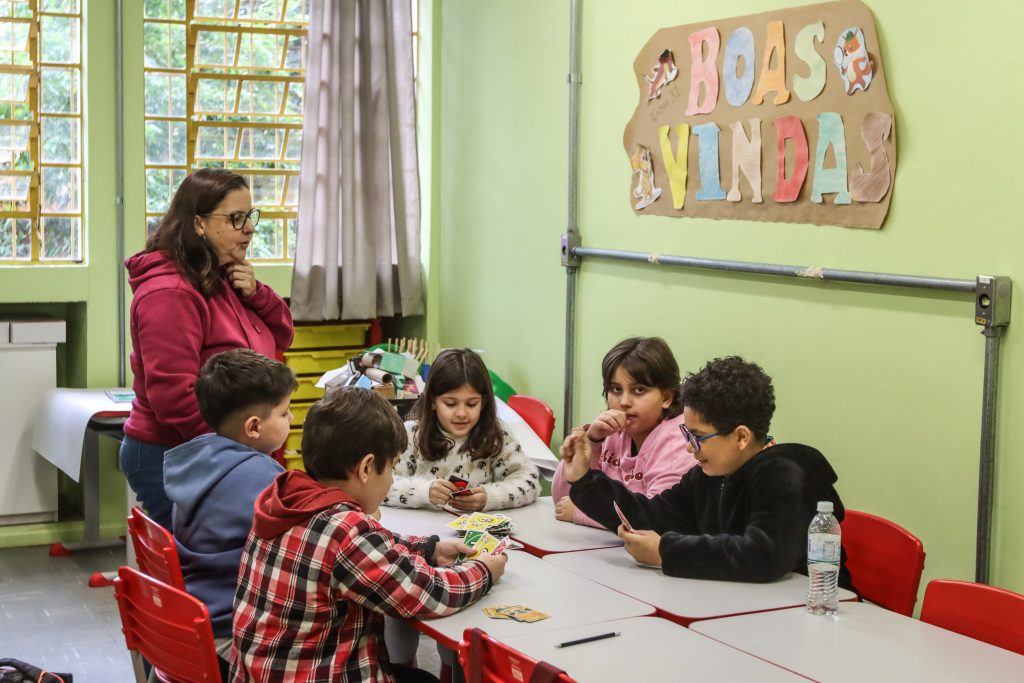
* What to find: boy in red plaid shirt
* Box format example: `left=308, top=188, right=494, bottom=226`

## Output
left=231, top=387, right=508, bottom=682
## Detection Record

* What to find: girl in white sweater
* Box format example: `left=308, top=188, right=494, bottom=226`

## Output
left=383, top=348, right=540, bottom=511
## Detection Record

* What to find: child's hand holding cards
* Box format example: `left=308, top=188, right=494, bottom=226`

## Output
left=448, top=475, right=473, bottom=497
left=613, top=500, right=635, bottom=533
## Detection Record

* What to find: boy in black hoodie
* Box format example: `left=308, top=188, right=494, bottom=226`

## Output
left=163, top=349, right=296, bottom=676
left=563, top=355, right=852, bottom=588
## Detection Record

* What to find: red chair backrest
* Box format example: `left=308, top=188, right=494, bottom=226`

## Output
left=920, top=579, right=1024, bottom=656
left=460, top=628, right=574, bottom=683
left=113, top=566, right=222, bottom=683
left=128, top=506, right=186, bottom=590
left=841, top=509, right=925, bottom=616
left=507, top=395, right=555, bottom=446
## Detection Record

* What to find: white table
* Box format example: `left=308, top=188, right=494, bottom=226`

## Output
left=378, top=505, right=459, bottom=539
left=691, top=601, right=1024, bottom=682
left=503, top=616, right=804, bottom=682
left=413, top=550, right=654, bottom=650
left=545, top=547, right=856, bottom=626
left=502, top=497, right=624, bottom=556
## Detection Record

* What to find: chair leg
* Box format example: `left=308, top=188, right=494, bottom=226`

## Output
left=129, top=650, right=147, bottom=683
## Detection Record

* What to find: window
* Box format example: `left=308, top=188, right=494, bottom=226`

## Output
left=0, top=0, right=83, bottom=263
left=143, top=0, right=308, bottom=261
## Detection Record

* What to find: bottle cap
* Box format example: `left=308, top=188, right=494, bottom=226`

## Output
left=817, top=501, right=834, bottom=513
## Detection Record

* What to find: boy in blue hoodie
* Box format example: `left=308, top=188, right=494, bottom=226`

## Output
left=163, top=348, right=296, bottom=677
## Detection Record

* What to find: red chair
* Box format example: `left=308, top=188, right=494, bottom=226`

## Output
left=113, top=566, right=222, bottom=683
left=459, top=628, right=574, bottom=683
left=920, top=579, right=1024, bottom=655
left=842, top=509, right=925, bottom=616
left=508, top=394, right=555, bottom=446
left=127, top=505, right=186, bottom=590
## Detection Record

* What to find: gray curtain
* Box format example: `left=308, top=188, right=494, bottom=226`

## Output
left=291, top=0, right=424, bottom=321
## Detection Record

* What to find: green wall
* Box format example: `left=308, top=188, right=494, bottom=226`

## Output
left=433, top=0, right=1024, bottom=598
left=0, top=3, right=291, bottom=546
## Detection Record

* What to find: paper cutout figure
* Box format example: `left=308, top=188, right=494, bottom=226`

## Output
left=811, top=112, right=852, bottom=204
left=850, top=111, right=893, bottom=202
left=693, top=123, right=727, bottom=201
left=645, top=49, right=678, bottom=101
left=793, top=22, right=826, bottom=102
left=774, top=116, right=808, bottom=203
left=723, top=27, right=755, bottom=107
left=752, top=20, right=791, bottom=105
left=686, top=28, right=720, bottom=115
left=728, top=119, right=763, bottom=203
left=834, top=27, right=873, bottom=95
left=630, top=145, right=663, bottom=210
left=658, top=124, right=690, bottom=209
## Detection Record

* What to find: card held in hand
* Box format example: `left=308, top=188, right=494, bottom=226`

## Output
left=612, top=500, right=634, bottom=533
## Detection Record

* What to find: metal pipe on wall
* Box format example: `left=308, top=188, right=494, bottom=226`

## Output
left=115, top=0, right=126, bottom=386
left=562, top=0, right=583, bottom=438
left=977, top=328, right=1002, bottom=584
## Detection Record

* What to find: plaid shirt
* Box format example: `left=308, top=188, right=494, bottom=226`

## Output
left=230, top=504, right=492, bottom=682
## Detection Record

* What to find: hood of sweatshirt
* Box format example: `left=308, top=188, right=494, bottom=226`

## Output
left=253, top=469, right=364, bottom=540
left=125, top=250, right=183, bottom=293
left=163, top=433, right=283, bottom=526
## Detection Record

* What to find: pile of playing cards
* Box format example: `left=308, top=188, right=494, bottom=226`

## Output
left=456, top=531, right=522, bottom=562
left=482, top=604, right=550, bottom=622
left=447, top=512, right=515, bottom=537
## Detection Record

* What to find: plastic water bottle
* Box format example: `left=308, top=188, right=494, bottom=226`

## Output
left=806, top=500, right=841, bottom=615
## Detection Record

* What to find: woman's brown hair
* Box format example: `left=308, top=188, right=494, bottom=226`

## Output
left=412, top=348, right=503, bottom=461
left=145, top=168, right=249, bottom=298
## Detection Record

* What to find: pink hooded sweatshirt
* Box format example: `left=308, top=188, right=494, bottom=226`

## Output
left=123, top=250, right=293, bottom=446
left=551, top=412, right=696, bottom=528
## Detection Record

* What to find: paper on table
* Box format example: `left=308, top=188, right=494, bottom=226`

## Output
left=32, top=389, right=131, bottom=482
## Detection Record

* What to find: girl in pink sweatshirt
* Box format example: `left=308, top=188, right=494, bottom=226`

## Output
left=552, top=337, right=696, bottom=528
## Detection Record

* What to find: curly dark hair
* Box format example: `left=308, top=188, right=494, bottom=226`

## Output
left=412, top=348, right=503, bottom=461
left=145, top=168, right=249, bottom=299
left=601, top=336, right=683, bottom=418
left=680, top=356, right=775, bottom=439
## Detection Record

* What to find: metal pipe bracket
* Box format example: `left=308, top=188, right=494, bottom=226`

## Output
left=975, top=276, right=1011, bottom=327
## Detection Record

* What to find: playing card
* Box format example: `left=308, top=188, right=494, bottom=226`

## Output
left=448, top=475, right=473, bottom=497
left=613, top=501, right=634, bottom=533
left=457, top=531, right=501, bottom=562
left=483, top=606, right=514, bottom=620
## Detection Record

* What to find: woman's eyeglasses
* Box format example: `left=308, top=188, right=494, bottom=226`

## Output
left=203, top=208, right=260, bottom=230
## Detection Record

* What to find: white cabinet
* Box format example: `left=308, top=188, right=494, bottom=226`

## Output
left=0, top=344, right=58, bottom=524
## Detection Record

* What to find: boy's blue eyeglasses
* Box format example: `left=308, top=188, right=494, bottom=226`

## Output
left=679, top=423, right=774, bottom=452
left=679, top=423, right=725, bottom=452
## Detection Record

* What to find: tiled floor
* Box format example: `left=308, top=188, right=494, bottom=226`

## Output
left=0, top=544, right=135, bottom=683
left=0, top=544, right=445, bottom=683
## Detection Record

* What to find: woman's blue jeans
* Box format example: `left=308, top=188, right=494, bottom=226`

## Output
left=118, top=434, right=173, bottom=530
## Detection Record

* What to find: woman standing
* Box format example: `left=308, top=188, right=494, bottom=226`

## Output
left=121, top=168, right=294, bottom=528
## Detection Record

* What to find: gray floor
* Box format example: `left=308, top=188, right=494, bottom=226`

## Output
left=0, top=544, right=444, bottom=683
left=0, top=544, right=135, bottom=683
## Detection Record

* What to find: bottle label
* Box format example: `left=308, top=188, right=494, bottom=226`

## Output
left=808, top=533, right=841, bottom=563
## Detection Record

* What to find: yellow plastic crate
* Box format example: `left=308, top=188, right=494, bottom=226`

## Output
left=283, top=452, right=305, bottom=471
left=285, top=428, right=303, bottom=451
left=291, top=401, right=315, bottom=426
left=283, top=347, right=361, bottom=375
left=292, top=376, right=325, bottom=402
left=290, top=323, right=370, bottom=350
